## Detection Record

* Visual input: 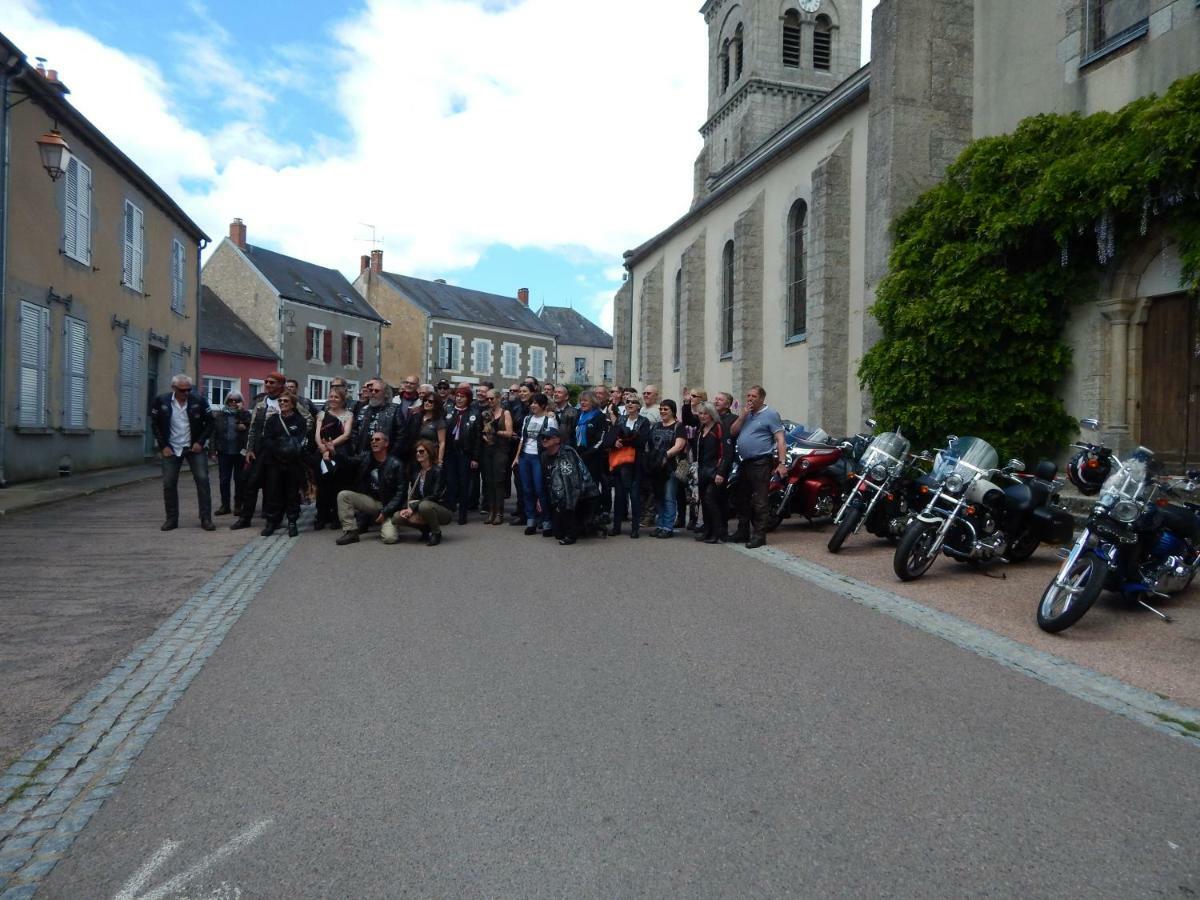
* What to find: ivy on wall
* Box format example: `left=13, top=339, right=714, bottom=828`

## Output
left=859, top=72, right=1200, bottom=460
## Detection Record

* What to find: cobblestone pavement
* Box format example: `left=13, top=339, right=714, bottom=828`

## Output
left=0, top=526, right=296, bottom=898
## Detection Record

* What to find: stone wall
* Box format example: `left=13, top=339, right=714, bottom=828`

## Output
left=680, top=230, right=708, bottom=391
left=614, top=280, right=633, bottom=387
left=732, top=191, right=765, bottom=399
left=638, top=260, right=664, bottom=387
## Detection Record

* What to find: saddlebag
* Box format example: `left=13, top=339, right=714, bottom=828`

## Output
left=1030, top=505, right=1075, bottom=545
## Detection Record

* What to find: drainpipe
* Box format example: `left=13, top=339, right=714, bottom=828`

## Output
left=0, top=63, right=15, bottom=487
left=194, top=237, right=207, bottom=386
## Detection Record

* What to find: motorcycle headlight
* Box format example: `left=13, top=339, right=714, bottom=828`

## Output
left=1111, top=499, right=1140, bottom=523
left=869, top=463, right=890, bottom=482
left=944, top=473, right=965, bottom=495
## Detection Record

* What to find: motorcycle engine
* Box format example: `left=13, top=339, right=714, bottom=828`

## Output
left=1139, top=557, right=1194, bottom=594
left=979, top=513, right=997, bottom=535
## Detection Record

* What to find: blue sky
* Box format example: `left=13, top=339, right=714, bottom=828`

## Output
left=7, top=0, right=875, bottom=331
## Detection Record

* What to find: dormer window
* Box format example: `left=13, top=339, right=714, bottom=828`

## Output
left=813, top=15, right=832, bottom=70
left=782, top=10, right=802, bottom=68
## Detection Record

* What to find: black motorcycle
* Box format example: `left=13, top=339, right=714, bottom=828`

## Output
left=827, top=428, right=920, bottom=553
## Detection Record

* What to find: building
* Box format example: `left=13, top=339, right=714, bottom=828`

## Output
left=0, top=33, right=210, bottom=484
left=353, top=253, right=557, bottom=387
left=201, top=220, right=385, bottom=405
left=617, top=0, right=1199, bottom=461
left=538, top=306, right=614, bottom=387
left=198, top=286, right=278, bottom=406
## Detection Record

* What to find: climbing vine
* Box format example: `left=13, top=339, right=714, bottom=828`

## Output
left=859, top=71, right=1200, bottom=460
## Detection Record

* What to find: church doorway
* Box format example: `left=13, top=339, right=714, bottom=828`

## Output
left=1139, top=291, right=1199, bottom=470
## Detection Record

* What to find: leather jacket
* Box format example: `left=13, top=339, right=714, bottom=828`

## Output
left=552, top=404, right=579, bottom=446
left=350, top=401, right=407, bottom=458
left=445, top=405, right=482, bottom=459
left=247, top=392, right=313, bottom=454
left=407, top=465, right=447, bottom=508
left=213, top=407, right=252, bottom=455
left=349, top=451, right=408, bottom=517
left=150, top=391, right=214, bottom=452
left=575, top=410, right=609, bottom=464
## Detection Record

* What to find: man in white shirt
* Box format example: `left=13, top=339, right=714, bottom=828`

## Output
left=149, top=374, right=215, bottom=531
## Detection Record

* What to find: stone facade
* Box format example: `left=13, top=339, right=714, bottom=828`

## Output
left=731, top=192, right=765, bottom=400
left=637, top=261, right=664, bottom=387
left=679, top=230, right=708, bottom=391
left=613, top=280, right=633, bottom=387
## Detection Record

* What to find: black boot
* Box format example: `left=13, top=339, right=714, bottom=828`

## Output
left=287, top=520, right=299, bottom=538
left=261, top=522, right=277, bottom=537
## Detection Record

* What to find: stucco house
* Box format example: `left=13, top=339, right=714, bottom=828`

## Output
left=538, top=306, right=614, bottom=387
left=198, top=286, right=278, bottom=407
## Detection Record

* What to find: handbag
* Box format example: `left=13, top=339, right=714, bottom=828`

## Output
left=608, top=445, right=636, bottom=471
left=674, top=454, right=691, bottom=484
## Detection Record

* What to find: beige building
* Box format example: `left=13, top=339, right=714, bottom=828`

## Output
left=538, top=306, right=614, bottom=387
left=618, top=0, right=1199, bottom=463
left=0, top=34, right=209, bottom=483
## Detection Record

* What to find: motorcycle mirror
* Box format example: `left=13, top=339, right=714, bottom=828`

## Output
left=1007, top=458, right=1026, bottom=472
left=947, top=435, right=958, bottom=446
left=1080, top=418, right=1100, bottom=432
left=865, top=417, right=877, bottom=430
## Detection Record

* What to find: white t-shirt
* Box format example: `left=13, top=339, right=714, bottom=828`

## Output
left=168, top=397, right=191, bottom=455
left=521, top=414, right=555, bottom=455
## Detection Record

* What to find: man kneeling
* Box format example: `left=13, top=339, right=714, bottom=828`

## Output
left=541, top=427, right=599, bottom=545
left=335, top=431, right=407, bottom=545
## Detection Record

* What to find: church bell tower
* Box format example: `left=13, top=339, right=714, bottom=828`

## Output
left=694, top=0, right=861, bottom=204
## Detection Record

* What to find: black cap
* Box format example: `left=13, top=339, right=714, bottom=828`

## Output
left=539, top=427, right=562, bottom=441
left=435, top=380, right=450, bottom=389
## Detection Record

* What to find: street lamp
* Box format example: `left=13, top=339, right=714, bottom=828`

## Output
left=35, top=127, right=70, bottom=181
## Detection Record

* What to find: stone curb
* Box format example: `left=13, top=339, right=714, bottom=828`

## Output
left=0, top=525, right=303, bottom=898
left=734, top=543, right=1200, bottom=746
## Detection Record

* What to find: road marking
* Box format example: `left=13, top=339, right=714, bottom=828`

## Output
left=735, top=543, right=1200, bottom=745
left=113, top=820, right=272, bottom=900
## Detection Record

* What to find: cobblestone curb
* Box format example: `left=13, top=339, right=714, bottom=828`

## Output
left=737, top=544, right=1200, bottom=746
left=0, top=531, right=299, bottom=898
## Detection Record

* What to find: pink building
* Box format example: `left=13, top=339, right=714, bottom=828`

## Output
left=199, top=286, right=278, bottom=405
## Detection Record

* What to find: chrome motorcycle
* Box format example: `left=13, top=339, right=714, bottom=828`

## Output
left=827, top=427, right=917, bottom=553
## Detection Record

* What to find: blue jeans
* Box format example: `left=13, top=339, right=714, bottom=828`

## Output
left=519, top=453, right=550, bottom=527
left=655, top=472, right=678, bottom=532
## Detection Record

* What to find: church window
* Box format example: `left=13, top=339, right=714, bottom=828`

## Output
left=734, top=25, right=744, bottom=80
left=1084, top=0, right=1148, bottom=59
left=787, top=200, right=808, bottom=339
left=721, top=241, right=735, bottom=358
left=782, top=11, right=802, bottom=68
left=672, top=268, right=683, bottom=372
left=720, top=41, right=731, bottom=92
left=813, top=15, right=832, bottom=71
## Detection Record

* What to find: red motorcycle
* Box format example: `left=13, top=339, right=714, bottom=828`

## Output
left=765, top=426, right=849, bottom=531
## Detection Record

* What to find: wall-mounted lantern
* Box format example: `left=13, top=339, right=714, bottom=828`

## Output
left=35, top=127, right=70, bottom=181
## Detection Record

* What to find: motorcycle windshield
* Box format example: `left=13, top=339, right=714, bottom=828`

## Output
left=861, top=432, right=910, bottom=470
left=932, top=437, right=998, bottom=482
left=783, top=424, right=829, bottom=447
left=1099, top=454, right=1150, bottom=504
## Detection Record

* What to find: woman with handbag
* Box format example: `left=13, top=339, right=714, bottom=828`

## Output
left=260, top=392, right=310, bottom=537
left=645, top=399, right=688, bottom=539
left=693, top=401, right=730, bottom=543
left=606, top=395, right=649, bottom=538
left=314, top=387, right=354, bottom=530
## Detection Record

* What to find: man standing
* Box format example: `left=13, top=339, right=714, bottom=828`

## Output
left=729, top=385, right=788, bottom=549
left=641, top=385, right=662, bottom=424
left=393, top=374, right=421, bottom=421
left=150, top=374, right=215, bottom=532
left=551, top=386, right=578, bottom=447
left=539, top=427, right=597, bottom=545
left=350, top=379, right=405, bottom=458
left=444, top=385, right=481, bottom=524
left=334, top=432, right=408, bottom=545
left=284, top=378, right=318, bottom=417
left=714, top=392, right=737, bottom=436
left=639, top=384, right=662, bottom=525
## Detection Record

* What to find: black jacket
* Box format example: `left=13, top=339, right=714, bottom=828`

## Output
left=349, top=451, right=408, bottom=517
left=603, top=414, right=651, bottom=455
left=552, top=404, right=579, bottom=446
left=261, top=410, right=310, bottom=463
left=350, top=402, right=407, bottom=458
left=212, top=407, right=252, bottom=455
left=574, top=410, right=610, bottom=465
left=246, top=393, right=314, bottom=454
left=445, top=405, right=482, bottom=459
left=407, top=465, right=447, bottom=508
left=696, top=422, right=732, bottom=479
left=150, top=391, right=214, bottom=452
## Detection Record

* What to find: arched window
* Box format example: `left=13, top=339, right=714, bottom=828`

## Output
left=787, top=199, right=808, bottom=338
left=813, top=15, right=832, bottom=71
left=782, top=10, right=802, bottom=68
left=721, top=240, right=735, bottom=357
left=734, top=25, right=744, bottom=80
left=673, top=268, right=683, bottom=371
left=720, top=40, right=731, bottom=92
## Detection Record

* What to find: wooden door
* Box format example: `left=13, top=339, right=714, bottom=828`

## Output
left=1140, top=292, right=1198, bottom=470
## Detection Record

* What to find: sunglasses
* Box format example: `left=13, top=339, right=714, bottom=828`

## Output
left=416, top=449, right=428, bottom=455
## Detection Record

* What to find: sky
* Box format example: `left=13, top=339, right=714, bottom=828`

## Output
left=2, top=0, right=879, bottom=333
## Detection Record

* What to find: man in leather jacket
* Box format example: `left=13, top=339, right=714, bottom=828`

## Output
left=150, top=374, right=215, bottom=531
left=335, top=431, right=408, bottom=545
left=350, top=379, right=407, bottom=459
left=232, top=372, right=314, bottom=530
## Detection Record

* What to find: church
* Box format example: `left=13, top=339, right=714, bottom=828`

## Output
left=615, top=0, right=1199, bottom=463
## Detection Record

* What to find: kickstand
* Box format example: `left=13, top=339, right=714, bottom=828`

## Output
left=1136, top=598, right=1173, bottom=623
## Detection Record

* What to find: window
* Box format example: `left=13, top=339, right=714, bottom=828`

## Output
left=782, top=10, right=802, bottom=67
left=306, top=324, right=331, bottom=363
left=720, top=240, right=735, bottom=357
left=672, top=268, right=683, bottom=371
left=170, top=352, right=185, bottom=380
left=574, top=357, right=587, bottom=383
left=602, top=360, right=614, bottom=384
left=63, top=317, right=88, bottom=429
left=118, top=336, right=141, bottom=431
left=733, top=25, right=744, bottom=80
left=170, top=240, right=186, bottom=314
left=204, top=376, right=236, bottom=407
left=720, top=40, right=731, bottom=91
left=501, top=342, right=520, bottom=379
left=307, top=376, right=330, bottom=405
left=122, top=200, right=144, bottom=291
left=342, top=332, right=363, bottom=368
left=813, top=15, right=832, bottom=70
left=248, top=378, right=265, bottom=399
left=1085, top=0, right=1149, bottom=57
left=530, top=347, right=546, bottom=381
left=438, top=334, right=463, bottom=371
left=344, top=380, right=359, bottom=398
left=63, top=158, right=92, bottom=265
left=18, top=301, right=50, bottom=427
left=472, top=338, right=493, bottom=375
left=787, top=199, right=808, bottom=339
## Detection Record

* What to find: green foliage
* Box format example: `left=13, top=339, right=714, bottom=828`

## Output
left=860, top=72, right=1200, bottom=460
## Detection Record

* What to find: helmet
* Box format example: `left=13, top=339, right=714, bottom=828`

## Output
left=1066, top=449, right=1111, bottom=496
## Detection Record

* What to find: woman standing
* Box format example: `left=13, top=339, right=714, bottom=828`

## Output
left=646, top=399, right=688, bottom=538
left=413, top=394, right=447, bottom=467
left=574, top=390, right=609, bottom=523
left=606, top=394, right=650, bottom=538
left=260, top=392, right=310, bottom=537
left=397, top=439, right=452, bottom=546
left=314, top=387, right=354, bottom=530
left=693, top=401, right=730, bottom=543
left=480, top=388, right=515, bottom=524
left=511, top=392, right=557, bottom=535
left=212, top=391, right=251, bottom=517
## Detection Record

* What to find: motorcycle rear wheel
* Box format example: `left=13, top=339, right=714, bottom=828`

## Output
left=894, top=522, right=939, bottom=582
left=1004, top=530, right=1041, bottom=563
left=827, top=507, right=862, bottom=554
left=1036, top=555, right=1106, bottom=633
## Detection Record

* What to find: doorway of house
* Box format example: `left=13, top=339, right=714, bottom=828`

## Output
left=1140, top=291, right=1199, bottom=470
left=144, top=347, right=163, bottom=457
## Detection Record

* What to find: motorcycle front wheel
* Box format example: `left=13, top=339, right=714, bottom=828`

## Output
left=1036, top=554, right=1106, bottom=633
left=894, top=522, right=940, bottom=582
left=827, top=506, right=862, bottom=554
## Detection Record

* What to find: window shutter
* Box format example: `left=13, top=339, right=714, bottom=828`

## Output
left=171, top=240, right=186, bottom=313
left=79, top=163, right=92, bottom=265
left=356, top=338, right=364, bottom=369
left=133, top=204, right=145, bottom=291
left=18, top=302, right=49, bottom=426
left=122, top=202, right=133, bottom=286
left=305, top=327, right=315, bottom=359
left=341, top=335, right=350, bottom=366
left=63, top=318, right=88, bottom=428
left=323, top=329, right=332, bottom=363
left=119, top=336, right=139, bottom=430
left=64, top=160, right=78, bottom=260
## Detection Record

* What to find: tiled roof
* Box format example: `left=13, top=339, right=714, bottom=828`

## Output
left=199, top=286, right=277, bottom=359
left=538, top=306, right=613, bottom=349
left=380, top=272, right=554, bottom=335
left=243, top=243, right=384, bottom=323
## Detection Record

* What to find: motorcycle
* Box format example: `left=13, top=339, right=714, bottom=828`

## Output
left=827, top=428, right=920, bottom=553
left=893, top=435, right=1074, bottom=582
left=1036, top=426, right=1200, bottom=633
left=765, top=424, right=853, bottom=531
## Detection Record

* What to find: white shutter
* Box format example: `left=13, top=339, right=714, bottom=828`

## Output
left=18, top=302, right=50, bottom=427
left=123, top=202, right=133, bottom=287
left=78, top=162, right=92, bottom=265
left=451, top=336, right=462, bottom=371
left=119, top=336, right=141, bottom=430
left=133, top=204, right=145, bottom=291
left=63, top=318, right=88, bottom=428
left=64, top=159, right=78, bottom=260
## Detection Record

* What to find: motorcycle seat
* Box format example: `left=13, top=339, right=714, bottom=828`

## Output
left=1159, top=504, right=1200, bottom=541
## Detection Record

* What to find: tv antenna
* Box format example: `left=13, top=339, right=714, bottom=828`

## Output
left=357, top=223, right=384, bottom=250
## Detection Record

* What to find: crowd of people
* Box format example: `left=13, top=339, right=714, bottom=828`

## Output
left=155, top=370, right=789, bottom=549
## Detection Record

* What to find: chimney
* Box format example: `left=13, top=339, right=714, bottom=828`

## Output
left=229, top=218, right=247, bottom=250
left=370, top=249, right=383, bottom=273
left=517, top=288, right=530, bottom=307
left=360, top=255, right=371, bottom=274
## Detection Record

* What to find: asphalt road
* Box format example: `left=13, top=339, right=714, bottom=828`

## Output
left=38, top=523, right=1200, bottom=898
